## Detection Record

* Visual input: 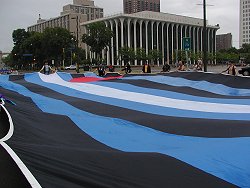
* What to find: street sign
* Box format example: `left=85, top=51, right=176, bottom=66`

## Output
left=23, top=54, right=33, bottom=57
left=183, top=37, right=191, bottom=51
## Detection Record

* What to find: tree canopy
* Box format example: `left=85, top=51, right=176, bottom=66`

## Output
left=119, top=47, right=135, bottom=64
left=11, top=27, right=80, bottom=69
left=119, top=47, right=162, bottom=65
left=148, top=49, right=162, bottom=64
left=82, top=22, right=113, bottom=60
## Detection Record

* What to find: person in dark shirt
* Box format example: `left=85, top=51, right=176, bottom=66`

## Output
left=97, top=64, right=106, bottom=76
left=108, top=65, right=115, bottom=72
left=122, top=63, right=132, bottom=74
left=162, top=64, right=171, bottom=72
left=40, top=61, right=53, bottom=75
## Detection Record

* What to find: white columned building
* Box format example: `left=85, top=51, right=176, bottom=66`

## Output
left=166, top=23, right=169, bottom=63
left=114, top=19, right=119, bottom=65
left=151, top=21, right=155, bottom=52
left=82, top=11, right=219, bottom=66
left=145, top=21, right=149, bottom=55
left=109, top=20, right=115, bottom=65
left=120, top=18, right=125, bottom=66
left=139, top=20, right=143, bottom=65
left=133, top=19, right=138, bottom=65
left=161, top=22, right=165, bottom=64
left=180, top=25, right=183, bottom=50
left=156, top=21, right=160, bottom=66
left=176, top=24, right=179, bottom=51
left=171, top=24, right=174, bottom=64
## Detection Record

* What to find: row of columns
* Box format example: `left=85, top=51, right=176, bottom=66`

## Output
left=84, top=17, right=217, bottom=66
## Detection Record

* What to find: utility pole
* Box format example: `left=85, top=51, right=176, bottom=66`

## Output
left=76, top=16, right=80, bottom=73
left=197, top=1, right=214, bottom=72
left=72, top=16, right=80, bottom=73
left=203, top=0, right=208, bottom=72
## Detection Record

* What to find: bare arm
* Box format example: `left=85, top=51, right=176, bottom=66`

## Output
left=39, top=66, right=44, bottom=72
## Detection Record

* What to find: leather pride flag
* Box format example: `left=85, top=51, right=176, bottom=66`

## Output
left=1, top=72, right=250, bottom=188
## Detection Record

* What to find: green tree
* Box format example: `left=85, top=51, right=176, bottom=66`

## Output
left=20, top=32, right=43, bottom=69
left=239, top=44, right=250, bottom=53
left=11, top=28, right=74, bottom=69
left=239, top=44, right=250, bottom=63
left=82, top=22, right=113, bottom=62
left=119, top=47, right=135, bottom=64
left=216, top=51, right=239, bottom=64
left=208, top=53, right=215, bottom=63
left=227, top=47, right=238, bottom=54
left=2, top=54, right=13, bottom=67
left=148, top=49, right=162, bottom=65
left=136, top=48, right=147, bottom=63
left=12, top=29, right=30, bottom=46
left=173, top=50, right=186, bottom=62
left=42, top=27, right=73, bottom=66
left=77, top=48, right=86, bottom=65
left=11, top=29, right=31, bottom=69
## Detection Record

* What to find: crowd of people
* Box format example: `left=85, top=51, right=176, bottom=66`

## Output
left=38, top=59, right=240, bottom=77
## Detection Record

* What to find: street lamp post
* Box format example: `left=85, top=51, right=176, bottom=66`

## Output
left=71, top=16, right=80, bottom=73
left=62, top=48, right=65, bottom=69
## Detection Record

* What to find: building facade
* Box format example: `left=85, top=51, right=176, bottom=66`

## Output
left=124, top=0, right=160, bottom=14
left=240, top=0, right=250, bottom=47
left=27, top=0, right=103, bottom=48
left=216, top=33, right=232, bottom=51
left=82, top=11, right=219, bottom=66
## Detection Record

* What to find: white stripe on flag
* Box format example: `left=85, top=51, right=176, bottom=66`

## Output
left=38, top=73, right=250, bottom=114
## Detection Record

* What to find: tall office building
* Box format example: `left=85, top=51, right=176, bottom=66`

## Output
left=216, top=33, right=232, bottom=51
left=28, top=0, right=103, bottom=48
left=123, top=0, right=160, bottom=14
left=240, top=0, right=250, bottom=47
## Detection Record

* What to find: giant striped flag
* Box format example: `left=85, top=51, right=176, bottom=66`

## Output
left=0, top=71, right=250, bottom=188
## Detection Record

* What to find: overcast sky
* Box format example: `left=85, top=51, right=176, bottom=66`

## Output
left=0, top=0, right=239, bottom=52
